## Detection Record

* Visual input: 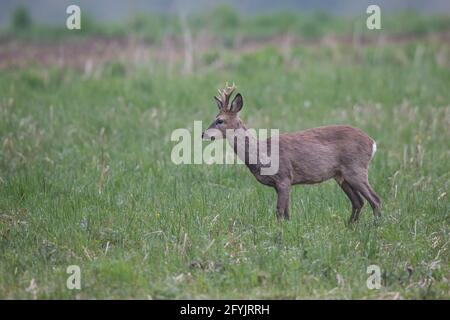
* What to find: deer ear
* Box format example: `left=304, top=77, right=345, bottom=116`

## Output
left=214, top=96, right=223, bottom=110
left=230, top=93, right=243, bottom=113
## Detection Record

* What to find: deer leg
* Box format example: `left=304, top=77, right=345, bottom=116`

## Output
left=347, top=182, right=364, bottom=221
left=353, top=190, right=364, bottom=220
left=337, top=179, right=364, bottom=224
left=345, top=175, right=381, bottom=218
left=284, top=191, right=291, bottom=220
left=364, top=181, right=381, bottom=217
left=275, top=185, right=291, bottom=221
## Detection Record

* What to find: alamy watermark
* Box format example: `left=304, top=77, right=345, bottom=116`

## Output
left=66, top=265, right=81, bottom=290
left=366, top=264, right=382, bottom=289
left=366, top=5, right=382, bottom=30
left=66, top=5, right=81, bottom=30
left=171, top=121, right=280, bottom=176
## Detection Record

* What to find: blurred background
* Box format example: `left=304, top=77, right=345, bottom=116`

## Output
left=1, top=0, right=450, bottom=71
left=2, top=0, right=450, bottom=24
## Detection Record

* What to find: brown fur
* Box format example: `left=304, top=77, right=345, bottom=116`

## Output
left=203, top=87, right=381, bottom=223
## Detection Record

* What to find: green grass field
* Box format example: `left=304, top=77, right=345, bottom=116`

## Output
left=0, top=10, right=449, bottom=299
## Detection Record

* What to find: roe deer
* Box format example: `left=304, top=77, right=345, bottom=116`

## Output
left=202, top=83, right=381, bottom=223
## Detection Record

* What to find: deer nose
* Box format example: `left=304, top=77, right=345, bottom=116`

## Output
left=202, top=131, right=215, bottom=141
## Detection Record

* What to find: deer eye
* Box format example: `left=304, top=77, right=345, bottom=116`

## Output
left=216, top=119, right=224, bottom=124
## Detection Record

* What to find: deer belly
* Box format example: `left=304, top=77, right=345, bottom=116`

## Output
left=291, top=158, right=337, bottom=184
left=293, top=173, right=335, bottom=185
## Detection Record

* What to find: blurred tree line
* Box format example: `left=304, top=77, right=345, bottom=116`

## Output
left=4, top=4, right=450, bottom=42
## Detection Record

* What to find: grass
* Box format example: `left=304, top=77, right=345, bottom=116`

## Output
left=0, top=15, right=449, bottom=299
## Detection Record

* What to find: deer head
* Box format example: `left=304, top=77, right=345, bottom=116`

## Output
left=202, top=82, right=244, bottom=140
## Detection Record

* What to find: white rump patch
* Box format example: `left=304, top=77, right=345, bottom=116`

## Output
left=371, top=141, right=377, bottom=159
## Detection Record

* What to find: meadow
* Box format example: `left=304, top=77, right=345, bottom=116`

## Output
left=0, top=8, right=449, bottom=299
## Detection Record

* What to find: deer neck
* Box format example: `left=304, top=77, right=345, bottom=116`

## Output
left=226, top=124, right=262, bottom=176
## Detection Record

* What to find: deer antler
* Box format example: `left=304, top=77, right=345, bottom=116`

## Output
left=215, top=82, right=236, bottom=111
